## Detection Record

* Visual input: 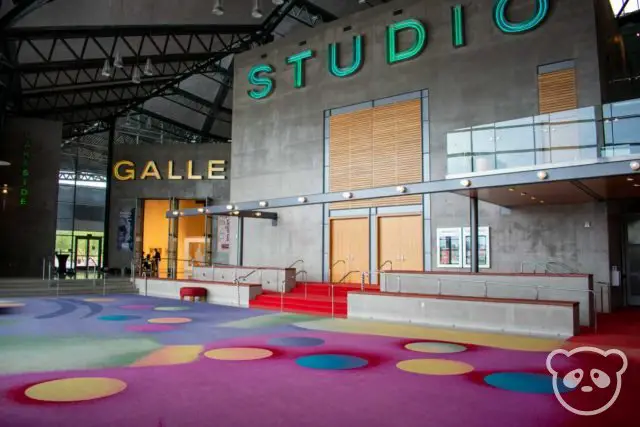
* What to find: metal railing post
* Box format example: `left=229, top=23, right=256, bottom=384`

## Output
left=483, top=281, right=488, bottom=298
left=437, top=279, right=442, bottom=295
left=144, top=274, right=148, bottom=297
left=278, top=270, right=283, bottom=312
left=535, top=286, right=540, bottom=300
left=396, top=275, right=401, bottom=293
left=331, top=285, right=335, bottom=318
left=42, top=257, right=46, bottom=280
left=103, top=273, right=107, bottom=296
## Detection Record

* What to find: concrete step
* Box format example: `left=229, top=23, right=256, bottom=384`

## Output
left=0, top=285, right=138, bottom=297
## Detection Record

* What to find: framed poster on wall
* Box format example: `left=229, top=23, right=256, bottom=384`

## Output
left=437, top=228, right=462, bottom=268
left=217, top=216, right=230, bottom=252
left=462, top=227, right=491, bottom=269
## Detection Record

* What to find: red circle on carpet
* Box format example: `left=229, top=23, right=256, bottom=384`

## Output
left=125, top=324, right=177, bottom=332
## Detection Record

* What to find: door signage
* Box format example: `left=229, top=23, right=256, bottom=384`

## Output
left=247, top=0, right=550, bottom=99
left=112, top=160, right=227, bottom=181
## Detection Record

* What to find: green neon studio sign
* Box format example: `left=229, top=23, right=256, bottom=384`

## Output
left=247, top=0, right=550, bottom=99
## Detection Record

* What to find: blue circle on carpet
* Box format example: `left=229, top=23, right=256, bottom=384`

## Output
left=268, top=337, right=325, bottom=347
left=98, top=315, right=141, bottom=321
left=295, top=354, right=368, bottom=370
left=484, top=372, right=572, bottom=394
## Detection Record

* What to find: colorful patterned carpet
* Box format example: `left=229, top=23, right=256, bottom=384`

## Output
left=0, top=295, right=637, bottom=427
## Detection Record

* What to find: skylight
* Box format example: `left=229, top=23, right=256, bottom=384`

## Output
left=611, top=0, right=640, bottom=16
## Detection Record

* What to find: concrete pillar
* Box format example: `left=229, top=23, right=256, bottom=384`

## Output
left=470, top=195, right=479, bottom=273
left=167, top=198, right=179, bottom=278
left=102, top=118, right=116, bottom=268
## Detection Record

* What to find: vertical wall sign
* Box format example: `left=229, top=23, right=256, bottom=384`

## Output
left=493, top=0, right=549, bottom=34
left=451, top=5, right=466, bottom=48
left=20, top=134, right=31, bottom=206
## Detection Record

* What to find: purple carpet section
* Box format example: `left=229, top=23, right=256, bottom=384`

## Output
left=0, top=295, right=580, bottom=427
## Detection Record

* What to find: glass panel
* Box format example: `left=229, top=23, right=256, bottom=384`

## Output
left=496, top=152, right=535, bottom=169
left=611, top=98, right=640, bottom=118
left=471, top=128, right=495, bottom=153
left=495, top=117, right=534, bottom=152
left=473, top=155, right=496, bottom=172
left=611, top=117, right=640, bottom=144
left=447, top=131, right=471, bottom=154
left=629, top=219, right=640, bottom=245
left=447, top=156, right=472, bottom=175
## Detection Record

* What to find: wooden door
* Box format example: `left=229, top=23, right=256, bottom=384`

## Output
left=330, top=217, right=369, bottom=283
left=378, top=215, right=423, bottom=271
left=399, top=215, right=423, bottom=271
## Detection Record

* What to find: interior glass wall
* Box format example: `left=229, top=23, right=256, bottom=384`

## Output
left=177, top=199, right=206, bottom=278
left=142, top=199, right=170, bottom=277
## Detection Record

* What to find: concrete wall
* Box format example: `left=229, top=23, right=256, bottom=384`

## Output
left=232, top=0, right=607, bottom=281
left=107, top=143, right=231, bottom=270
left=0, top=118, right=62, bottom=277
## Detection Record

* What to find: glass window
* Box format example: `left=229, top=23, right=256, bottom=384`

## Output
left=447, top=156, right=472, bottom=175
left=496, top=152, right=535, bottom=169
left=471, top=128, right=495, bottom=153
left=610, top=98, right=640, bottom=118
left=534, top=123, right=551, bottom=151
left=611, top=117, right=640, bottom=145
left=473, top=155, right=496, bottom=172
left=446, top=131, right=471, bottom=155
left=495, top=117, right=534, bottom=152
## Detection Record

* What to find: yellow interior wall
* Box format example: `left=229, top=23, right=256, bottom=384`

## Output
left=142, top=199, right=170, bottom=275
left=177, top=199, right=206, bottom=276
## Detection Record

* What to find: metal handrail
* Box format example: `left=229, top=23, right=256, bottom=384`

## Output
left=520, top=260, right=580, bottom=274
left=296, top=270, right=309, bottom=298
left=337, top=270, right=359, bottom=284
left=384, top=271, right=599, bottom=331
left=288, top=259, right=304, bottom=269
left=379, top=260, right=393, bottom=270
left=237, top=269, right=258, bottom=282
left=331, top=259, right=346, bottom=268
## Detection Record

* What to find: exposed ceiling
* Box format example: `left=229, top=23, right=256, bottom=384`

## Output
left=0, top=0, right=392, bottom=172
left=455, top=174, right=640, bottom=208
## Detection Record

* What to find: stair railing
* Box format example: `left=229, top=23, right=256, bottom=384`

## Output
left=288, top=259, right=304, bottom=269
left=296, top=270, right=308, bottom=298
left=337, top=270, right=359, bottom=284
left=330, top=259, right=346, bottom=283
left=379, top=260, right=393, bottom=271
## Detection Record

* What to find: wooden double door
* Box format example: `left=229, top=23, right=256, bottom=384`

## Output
left=329, top=215, right=423, bottom=285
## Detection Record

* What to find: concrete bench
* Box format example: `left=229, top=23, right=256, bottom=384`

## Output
left=135, top=278, right=262, bottom=308
left=347, top=291, right=579, bottom=338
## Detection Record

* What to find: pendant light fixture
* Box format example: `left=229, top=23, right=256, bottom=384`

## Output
left=132, top=67, right=141, bottom=84
left=212, top=0, right=224, bottom=15
left=113, top=51, right=123, bottom=68
left=101, top=59, right=112, bottom=77
left=143, top=58, right=154, bottom=76
left=251, top=0, right=263, bottom=19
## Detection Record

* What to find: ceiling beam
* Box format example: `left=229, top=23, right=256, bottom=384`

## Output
left=0, top=0, right=55, bottom=29
left=297, top=0, right=338, bottom=22
left=4, top=24, right=262, bottom=39
left=20, top=75, right=176, bottom=96
left=133, top=107, right=228, bottom=141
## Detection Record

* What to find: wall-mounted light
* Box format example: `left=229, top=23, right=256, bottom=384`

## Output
left=460, top=179, right=471, bottom=187
left=537, top=171, right=548, bottom=180
left=255, top=212, right=262, bottom=217
left=298, top=196, right=307, bottom=203
left=396, top=186, right=407, bottom=193
left=259, top=201, right=268, bottom=207
left=226, top=204, right=233, bottom=210
left=233, top=211, right=240, bottom=215
left=179, top=211, right=185, bottom=216
left=172, top=210, right=179, bottom=216
left=197, top=208, right=205, bottom=213
left=342, top=192, right=353, bottom=199
left=631, top=161, right=640, bottom=171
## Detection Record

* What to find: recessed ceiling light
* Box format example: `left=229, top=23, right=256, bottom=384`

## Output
left=627, top=177, right=634, bottom=182
left=634, top=184, right=640, bottom=188
left=508, top=188, right=515, bottom=192
left=539, top=200, right=545, bottom=204
left=531, top=196, right=536, bottom=200
left=255, top=212, right=262, bottom=217
left=233, top=211, right=240, bottom=215
left=520, top=192, right=527, bottom=196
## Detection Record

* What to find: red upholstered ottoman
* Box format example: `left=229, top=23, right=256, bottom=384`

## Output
left=180, top=287, right=207, bottom=302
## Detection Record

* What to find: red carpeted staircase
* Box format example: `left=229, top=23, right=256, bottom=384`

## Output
left=249, top=282, right=379, bottom=318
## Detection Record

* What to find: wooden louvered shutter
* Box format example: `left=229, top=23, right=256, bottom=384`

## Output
left=538, top=68, right=577, bottom=114
left=329, top=99, right=422, bottom=209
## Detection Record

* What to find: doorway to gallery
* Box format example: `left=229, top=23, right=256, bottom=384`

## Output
left=74, top=234, right=102, bottom=276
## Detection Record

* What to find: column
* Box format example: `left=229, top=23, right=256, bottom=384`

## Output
left=167, top=198, right=179, bottom=279
left=470, top=195, right=479, bottom=273
left=102, top=117, right=116, bottom=268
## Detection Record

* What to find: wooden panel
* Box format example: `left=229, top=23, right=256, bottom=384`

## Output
left=329, top=99, right=422, bottom=210
left=330, top=217, right=369, bottom=283
left=538, top=68, right=577, bottom=114
left=378, top=216, right=402, bottom=269
left=399, top=215, right=423, bottom=271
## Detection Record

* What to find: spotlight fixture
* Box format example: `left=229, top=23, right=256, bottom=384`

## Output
left=101, top=59, right=112, bottom=77
left=635, top=184, right=640, bottom=188
left=540, top=200, right=545, bottom=204
left=0, top=161, right=10, bottom=166
left=233, top=211, right=240, bottom=215
left=631, top=161, right=640, bottom=171
left=113, top=51, right=123, bottom=69
left=1, top=184, right=7, bottom=195
left=531, top=196, right=536, bottom=200
left=226, top=204, right=233, bottom=210
left=132, top=67, right=141, bottom=84
left=298, top=196, right=307, bottom=203
left=259, top=201, right=268, bottom=208
left=396, top=186, right=407, bottom=193
left=342, top=192, right=353, bottom=199
left=628, top=177, right=634, bottom=182
left=460, top=179, right=471, bottom=187
left=520, top=192, right=527, bottom=196
left=172, top=211, right=179, bottom=216
left=255, top=212, right=262, bottom=217
left=205, top=208, right=210, bottom=214
left=212, top=0, right=224, bottom=15
left=179, top=211, right=185, bottom=216
left=508, top=188, right=515, bottom=192
left=537, top=171, right=548, bottom=180
left=197, top=208, right=205, bottom=213
left=251, top=0, right=263, bottom=18
left=143, top=58, right=154, bottom=76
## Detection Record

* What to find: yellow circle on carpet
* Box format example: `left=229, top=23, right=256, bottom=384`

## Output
left=83, top=298, right=115, bottom=302
left=148, top=317, right=192, bottom=324
left=24, top=378, right=127, bottom=402
left=405, top=342, right=467, bottom=354
left=396, top=359, right=474, bottom=375
left=204, top=347, right=273, bottom=361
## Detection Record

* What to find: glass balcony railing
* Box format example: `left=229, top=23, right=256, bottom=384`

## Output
left=445, top=98, right=640, bottom=176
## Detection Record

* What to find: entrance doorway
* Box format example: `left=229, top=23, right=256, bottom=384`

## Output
left=330, top=217, right=369, bottom=284
left=74, top=234, right=102, bottom=276
left=378, top=215, right=423, bottom=274
left=626, top=217, right=640, bottom=306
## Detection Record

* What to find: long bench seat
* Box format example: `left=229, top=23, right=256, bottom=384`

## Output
left=134, top=277, right=262, bottom=308
left=347, top=291, right=579, bottom=338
